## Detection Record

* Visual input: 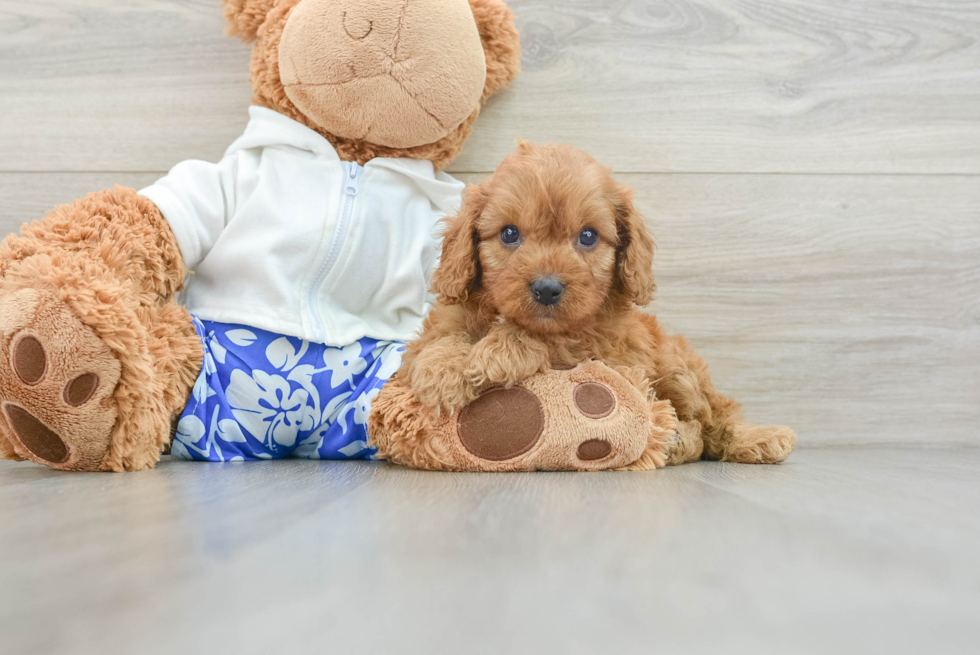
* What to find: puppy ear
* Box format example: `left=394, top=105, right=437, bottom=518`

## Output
left=613, top=182, right=656, bottom=306
left=223, top=0, right=277, bottom=43
left=515, top=139, right=535, bottom=155
left=431, top=183, right=487, bottom=304
left=468, top=0, right=522, bottom=102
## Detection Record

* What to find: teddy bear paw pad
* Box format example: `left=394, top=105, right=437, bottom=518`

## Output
left=457, top=387, right=544, bottom=461
left=0, top=288, right=121, bottom=470
left=576, top=438, right=612, bottom=461
left=573, top=382, right=616, bottom=418
left=443, top=361, right=651, bottom=471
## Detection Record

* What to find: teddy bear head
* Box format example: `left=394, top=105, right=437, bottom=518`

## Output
left=222, top=0, right=521, bottom=170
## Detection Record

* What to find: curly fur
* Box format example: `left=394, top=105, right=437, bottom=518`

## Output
left=402, top=142, right=797, bottom=465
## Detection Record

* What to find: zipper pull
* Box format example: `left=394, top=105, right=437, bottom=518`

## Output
left=345, top=162, right=362, bottom=196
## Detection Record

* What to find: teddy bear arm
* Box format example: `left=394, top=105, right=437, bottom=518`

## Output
left=1, top=186, right=187, bottom=303
left=0, top=187, right=201, bottom=471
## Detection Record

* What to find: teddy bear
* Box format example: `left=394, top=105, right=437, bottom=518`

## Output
left=0, top=0, right=537, bottom=472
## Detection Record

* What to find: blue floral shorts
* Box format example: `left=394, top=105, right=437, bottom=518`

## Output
left=172, top=317, right=404, bottom=462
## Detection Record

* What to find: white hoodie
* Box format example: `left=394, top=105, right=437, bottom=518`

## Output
left=140, top=106, right=465, bottom=346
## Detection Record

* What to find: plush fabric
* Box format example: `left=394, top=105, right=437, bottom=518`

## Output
left=369, top=360, right=673, bottom=472
left=247, top=0, right=521, bottom=170
left=279, top=0, right=487, bottom=149
left=0, top=189, right=201, bottom=471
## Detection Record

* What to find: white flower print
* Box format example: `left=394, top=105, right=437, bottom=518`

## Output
left=171, top=439, right=193, bottom=461
left=225, top=329, right=258, bottom=347
left=191, top=347, right=218, bottom=405
left=216, top=419, right=247, bottom=443
left=210, top=339, right=228, bottom=364
left=322, top=391, right=353, bottom=425
left=176, top=414, right=206, bottom=445
left=225, top=369, right=316, bottom=448
left=191, top=368, right=211, bottom=406
left=338, top=440, right=369, bottom=457
left=352, top=387, right=381, bottom=426
left=173, top=414, right=211, bottom=460
left=266, top=337, right=309, bottom=372
left=373, top=343, right=404, bottom=381
left=322, top=343, right=368, bottom=389
left=179, top=319, right=394, bottom=461
left=287, top=364, right=316, bottom=390
left=332, top=385, right=378, bottom=436
left=290, top=390, right=351, bottom=460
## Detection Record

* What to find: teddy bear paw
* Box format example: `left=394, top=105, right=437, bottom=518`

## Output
left=452, top=361, right=655, bottom=470
left=0, top=288, right=121, bottom=470
left=370, top=360, right=658, bottom=471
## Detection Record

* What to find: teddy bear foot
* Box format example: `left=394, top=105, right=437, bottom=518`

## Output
left=0, top=288, right=121, bottom=471
left=370, top=361, right=664, bottom=472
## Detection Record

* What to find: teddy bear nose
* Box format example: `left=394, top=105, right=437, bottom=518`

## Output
left=530, top=277, right=565, bottom=306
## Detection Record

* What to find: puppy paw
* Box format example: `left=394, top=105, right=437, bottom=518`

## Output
left=412, top=375, right=478, bottom=415
left=464, top=326, right=549, bottom=388
left=405, top=357, right=477, bottom=415
left=723, top=423, right=797, bottom=464
left=664, top=419, right=704, bottom=466
left=400, top=334, right=479, bottom=414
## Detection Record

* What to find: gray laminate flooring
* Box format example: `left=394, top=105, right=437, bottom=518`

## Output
left=1, top=445, right=978, bottom=654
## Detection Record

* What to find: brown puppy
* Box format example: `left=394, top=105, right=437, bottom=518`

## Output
left=400, top=141, right=796, bottom=466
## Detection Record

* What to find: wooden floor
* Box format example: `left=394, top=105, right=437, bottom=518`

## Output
left=1, top=447, right=979, bottom=654
left=1, top=2, right=979, bottom=652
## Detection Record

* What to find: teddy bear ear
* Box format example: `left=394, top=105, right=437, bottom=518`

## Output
left=468, top=0, right=522, bottom=102
left=223, top=0, right=278, bottom=43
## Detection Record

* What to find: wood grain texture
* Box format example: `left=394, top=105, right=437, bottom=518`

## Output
left=1, top=448, right=978, bottom=654
left=0, top=0, right=978, bottom=173
left=4, top=172, right=978, bottom=447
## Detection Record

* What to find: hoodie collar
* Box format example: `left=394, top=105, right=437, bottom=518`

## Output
left=225, top=106, right=341, bottom=161
left=227, top=106, right=464, bottom=213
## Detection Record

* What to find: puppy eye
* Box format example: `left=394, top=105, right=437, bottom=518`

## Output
left=577, top=228, right=599, bottom=248
left=500, top=225, right=521, bottom=245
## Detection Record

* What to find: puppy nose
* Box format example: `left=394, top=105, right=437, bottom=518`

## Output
left=529, top=276, right=565, bottom=306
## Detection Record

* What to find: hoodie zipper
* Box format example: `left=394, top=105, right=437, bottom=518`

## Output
left=308, top=161, right=362, bottom=342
